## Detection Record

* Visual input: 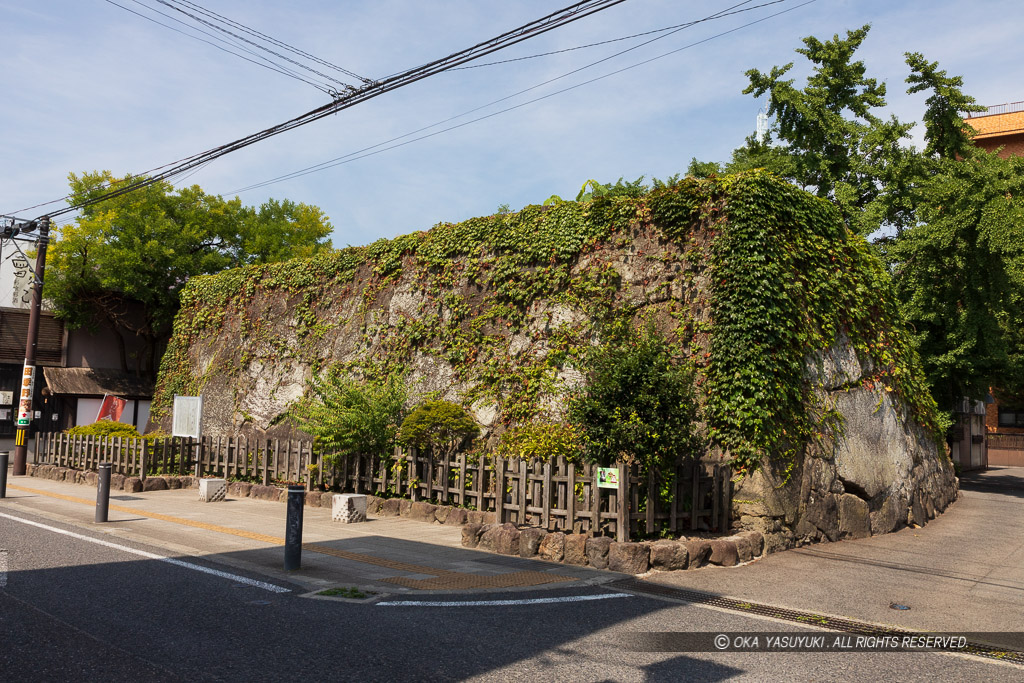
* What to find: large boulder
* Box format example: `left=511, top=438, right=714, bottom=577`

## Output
left=478, top=523, right=521, bottom=555
left=585, top=536, right=612, bottom=570
left=538, top=532, right=566, bottom=562
left=649, top=541, right=689, bottom=571
left=608, top=542, right=650, bottom=574
left=564, top=534, right=588, bottom=566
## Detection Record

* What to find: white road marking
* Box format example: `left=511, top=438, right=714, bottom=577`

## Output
left=378, top=592, right=632, bottom=607
left=0, top=512, right=289, bottom=594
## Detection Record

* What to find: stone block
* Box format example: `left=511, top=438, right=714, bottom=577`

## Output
left=434, top=506, right=451, bottom=524
left=462, top=524, right=484, bottom=548
left=585, top=536, right=612, bottom=570
left=838, top=493, right=871, bottom=539
left=319, top=492, right=335, bottom=508
left=398, top=499, right=413, bottom=517
left=608, top=542, right=650, bottom=574
left=198, top=478, right=226, bottom=502
left=84, top=471, right=98, bottom=486
left=564, top=534, right=588, bottom=566
left=234, top=481, right=252, bottom=497
left=409, top=501, right=438, bottom=523
left=143, top=477, right=168, bottom=493
left=379, top=498, right=402, bottom=516
left=305, top=491, right=322, bottom=508
left=682, top=539, right=711, bottom=568
left=363, top=495, right=383, bottom=515
left=445, top=508, right=469, bottom=526
left=739, top=530, right=764, bottom=556
left=124, top=477, right=143, bottom=494
left=519, top=528, right=546, bottom=558
left=650, top=541, right=688, bottom=571
left=467, top=510, right=495, bottom=525
left=250, top=484, right=280, bottom=502
left=708, top=539, right=739, bottom=567
left=166, top=477, right=183, bottom=490
left=332, top=494, right=367, bottom=523
left=110, top=473, right=126, bottom=490
left=479, top=523, right=521, bottom=555
left=538, top=532, right=565, bottom=562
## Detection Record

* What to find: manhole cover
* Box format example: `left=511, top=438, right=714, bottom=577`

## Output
left=111, top=495, right=143, bottom=501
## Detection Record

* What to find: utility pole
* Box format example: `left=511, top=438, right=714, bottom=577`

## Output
left=12, top=216, right=50, bottom=476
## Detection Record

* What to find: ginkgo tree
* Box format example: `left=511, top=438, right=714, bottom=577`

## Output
left=45, top=170, right=333, bottom=376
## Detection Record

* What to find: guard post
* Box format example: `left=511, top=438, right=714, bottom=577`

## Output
left=95, top=462, right=112, bottom=522
left=284, top=485, right=304, bottom=570
left=0, top=451, right=9, bottom=498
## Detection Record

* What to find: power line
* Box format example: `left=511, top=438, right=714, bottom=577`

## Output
left=25, top=0, right=629, bottom=220
left=228, top=0, right=807, bottom=195
left=168, top=0, right=371, bottom=83
left=448, top=0, right=786, bottom=71
left=105, top=0, right=332, bottom=93
left=151, top=0, right=363, bottom=92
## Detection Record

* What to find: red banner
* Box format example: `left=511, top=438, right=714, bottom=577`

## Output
left=96, top=395, right=127, bottom=423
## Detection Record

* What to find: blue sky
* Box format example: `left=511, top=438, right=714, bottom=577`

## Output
left=1, top=0, right=1021, bottom=248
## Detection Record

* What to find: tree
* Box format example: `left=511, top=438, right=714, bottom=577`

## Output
left=289, top=371, right=408, bottom=464
left=44, top=171, right=332, bottom=376
left=691, top=25, right=1024, bottom=413
left=399, top=400, right=479, bottom=459
left=568, top=322, right=700, bottom=471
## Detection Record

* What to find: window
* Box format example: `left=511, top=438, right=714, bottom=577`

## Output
left=998, top=406, right=1024, bottom=427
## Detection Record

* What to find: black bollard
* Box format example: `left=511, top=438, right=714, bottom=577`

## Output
left=95, top=463, right=112, bottom=523
left=284, top=485, right=304, bottom=570
left=0, top=451, right=8, bottom=499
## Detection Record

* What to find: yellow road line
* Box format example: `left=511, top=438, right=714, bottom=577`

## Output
left=7, top=482, right=579, bottom=590
left=8, top=483, right=284, bottom=545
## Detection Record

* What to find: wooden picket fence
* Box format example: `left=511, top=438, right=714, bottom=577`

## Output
left=37, top=432, right=731, bottom=541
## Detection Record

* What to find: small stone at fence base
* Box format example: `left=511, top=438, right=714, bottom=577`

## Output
left=332, top=494, right=367, bottom=523
left=124, top=477, right=143, bottom=494
left=409, top=501, right=437, bottom=523
left=650, top=540, right=689, bottom=571
left=379, top=498, right=401, bottom=517
left=111, top=473, right=125, bottom=490
left=466, top=510, right=493, bottom=526
left=586, top=536, right=612, bottom=570
left=708, top=539, right=739, bottom=566
left=398, top=499, right=413, bottom=517
left=198, top=478, right=227, bottom=503
left=462, top=524, right=484, bottom=548
left=143, top=477, right=168, bottom=493
left=434, top=505, right=451, bottom=524
left=249, top=484, right=279, bottom=502
left=305, top=491, right=322, bottom=508
left=166, top=476, right=182, bottom=490
left=539, top=531, right=565, bottom=563
left=519, top=527, right=547, bottom=558
left=364, top=495, right=383, bottom=515
left=608, top=542, right=650, bottom=574
left=563, top=534, right=588, bottom=566
left=682, top=539, right=712, bottom=568
left=479, top=523, right=520, bottom=555
left=84, top=471, right=98, bottom=486
left=445, top=508, right=468, bottom=526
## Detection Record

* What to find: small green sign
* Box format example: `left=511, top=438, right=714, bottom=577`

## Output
left=597, top=467, right=619, bottom=489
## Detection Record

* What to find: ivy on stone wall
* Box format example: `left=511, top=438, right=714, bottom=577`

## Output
left=153, top=170, right=940, bottom=475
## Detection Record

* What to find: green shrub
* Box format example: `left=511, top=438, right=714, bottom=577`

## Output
left=496, top=422, right=582, bottom=462
left=289, top=370, right=407, bottom=464
left=568, top=322, right=701, bottom=472
left=399, top=400, right=479, bottom=457
left=66, top=421, right=143, bottom=439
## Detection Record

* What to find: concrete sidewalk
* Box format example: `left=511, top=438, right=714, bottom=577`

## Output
left=646, top=467, right=1024, bottom=634
left=0, top=473, right=611, bottom=596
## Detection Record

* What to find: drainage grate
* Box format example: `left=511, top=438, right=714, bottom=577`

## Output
left=608, top=578, right=1024, bottom=666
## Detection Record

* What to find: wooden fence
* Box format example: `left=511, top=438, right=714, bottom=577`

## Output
left=37, top=432, right=731, bottom=541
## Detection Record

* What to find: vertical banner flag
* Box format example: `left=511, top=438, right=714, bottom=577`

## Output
left=96, top=394, right=128, bottom=423
left=16, top=363, right=35, bottom=427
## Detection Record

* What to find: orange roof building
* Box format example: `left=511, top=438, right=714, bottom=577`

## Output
left=967, top=102, right=1024, bottom=158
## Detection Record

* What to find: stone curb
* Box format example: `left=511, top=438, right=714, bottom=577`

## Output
left=460, top=522, right=766, bottom=575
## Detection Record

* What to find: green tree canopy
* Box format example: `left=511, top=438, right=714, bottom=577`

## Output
left=44, top=171, right=332, bottom=375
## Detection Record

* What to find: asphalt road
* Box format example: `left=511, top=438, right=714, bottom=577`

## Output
left=0, top=507, right=1014, bottom=682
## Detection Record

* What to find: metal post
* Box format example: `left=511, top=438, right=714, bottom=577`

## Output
left=0, top=451, right=9, bottom=498
left=284, top=485, right=304, bottom=570
left=95, top=463, right=111, bottom=523
left=13, top=216, right=51, bottom=476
